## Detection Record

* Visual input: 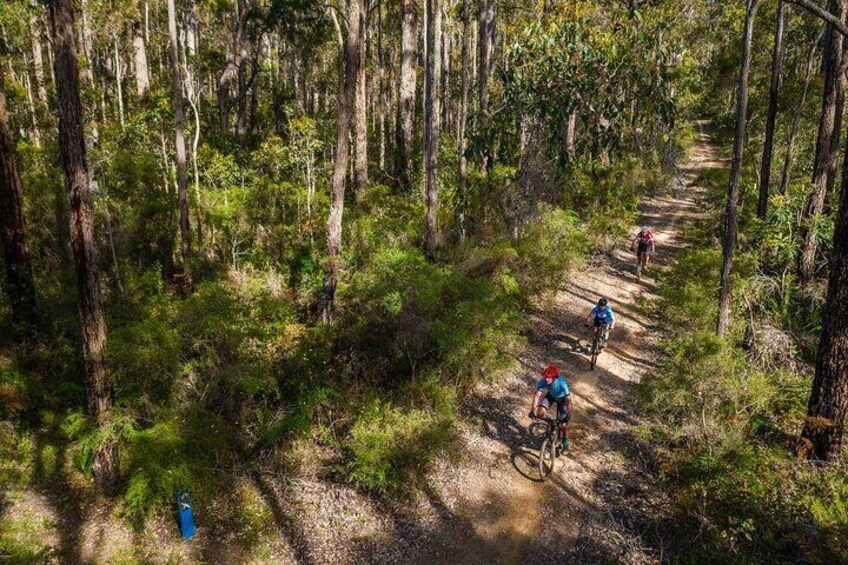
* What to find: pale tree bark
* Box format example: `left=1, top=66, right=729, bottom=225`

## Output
left=22, top=65, right=41, bottom=148
left=757, top=0, right=785, bottom=218
left=218, top=0, right=250, bottom=132
left=565, top=112, right=577, bottom=161
left=0, top=67, right=38, bottom=330
left=717, top=0, right=757, bottom=337
left=799, top=132, right=848, bottom=460
left=185, top=64, right=203, bottom=249
left=396, top=0, right=418, bottom=189
left=378, top=3, right=386, bottom=170
left=799, top=0, right=846, bottom=283
left=441, top=22, right=451, bottom=132
left=29, top=1, right=48, bottom=105
left=114, top=37, right=125, bottom=129
left=458, top=0, right=470, bottom=242
left=79, top=0, right=95, bottom=87
left=48, top=0, right=117, bottom=493
left=354, top=0, right=368, bottom=196
left=319, top=0, right=361, bottom=323
left=779, top=29, right=822, bottom=195
left=424, top=0, right=442, bottom=259
left=167, top=0, right=192, bottom=262
left=478, top=0, right=493, bottom=123
left=133, top=21, right=150, bottom=95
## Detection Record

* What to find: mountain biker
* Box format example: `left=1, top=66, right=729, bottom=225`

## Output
left=528, top=364, right=571, bottom=452
left=632, top=226, right=656, bottom=269
left=586, top=297, right=615, bottom=345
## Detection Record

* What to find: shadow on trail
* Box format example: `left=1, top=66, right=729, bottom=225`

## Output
left=251, top=472, right=315, bottom=565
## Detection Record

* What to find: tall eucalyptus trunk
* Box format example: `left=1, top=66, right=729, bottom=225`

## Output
left=757, top=0, right=786, bottom=218
left=799, top=0, right=846, bottom=283
left=49, top=0, right=117, bottom=494
left=717, top=0, right=758, bottom=337
left=167, top=0, right=191, bottom=262
left=395, top=0, right=418, bottom=189
left=319, top=0, right=362, bottom=322
left=424, top=0, right=442, bottom=259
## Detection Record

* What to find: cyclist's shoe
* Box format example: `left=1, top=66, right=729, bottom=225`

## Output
left=561, top=438, right=570, bottom=452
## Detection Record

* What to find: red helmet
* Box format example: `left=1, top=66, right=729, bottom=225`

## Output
left=542, top=365, right=559, bottom=378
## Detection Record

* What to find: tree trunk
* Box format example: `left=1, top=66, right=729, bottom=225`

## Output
left=566, top=112, right=577, bottom=161
left=799, top=124, right=848, bottom=461
left=354, top=2, right=368, bottom=196
left=378, top=3, right=386, bottom=170
left=133, top=22, right=150, bottom=95
left=800, top=0, right=846, bottom=283
left=717, top=0, right=757, bottom=337
left=779, top=29, right=822, bottom=195
left=458, top=0, right=470, bottom=242
left=29, top=2, right=48, bottom=105
left=478, top=0, right=493, bottom=122
left=48, top=0, right=117, bottom=493
left=319, top=0, right=361, bottom=323
left=395, top=0, right=418, bottom=189
left=78, top=0, right=95, bottom=87
left=424, top=0, right=442, bottom=259
left=218, top=0, right=250, bottom=133
left=114, top=38, right=125, bottom=129
left=167, top=0, right=191, bottom=262
left=0, top=67, right=38, bottom=330
left=757, top=0, right=785, bottom=219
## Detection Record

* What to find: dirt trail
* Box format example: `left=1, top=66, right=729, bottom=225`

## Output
left=0, top=126, right=721, bottom=565
left=389, top=122, right=723, bottom=564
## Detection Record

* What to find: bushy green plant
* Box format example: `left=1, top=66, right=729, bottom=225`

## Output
left=121, top=410, right=237, bottom=527
left=347, top=382, right=457, bottom=495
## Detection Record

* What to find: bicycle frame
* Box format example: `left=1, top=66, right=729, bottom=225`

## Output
left=536, top=414, right=568, bottom=480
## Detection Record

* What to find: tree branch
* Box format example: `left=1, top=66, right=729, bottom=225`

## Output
left=786, top=0, right=848, bottom=38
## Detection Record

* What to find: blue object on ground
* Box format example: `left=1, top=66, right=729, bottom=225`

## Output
left=177, top=489, right=196, bottom=540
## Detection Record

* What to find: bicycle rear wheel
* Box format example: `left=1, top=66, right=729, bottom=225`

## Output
left=539, top=436, right=555, bottom=480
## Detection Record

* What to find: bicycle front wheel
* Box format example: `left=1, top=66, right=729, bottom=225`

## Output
left=590, top=338, right=599, bottom=370
left=539, top=436, right=555, bottom=480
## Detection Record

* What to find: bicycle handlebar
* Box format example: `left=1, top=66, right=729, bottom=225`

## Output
left=530, top=414, right=569, bottom=424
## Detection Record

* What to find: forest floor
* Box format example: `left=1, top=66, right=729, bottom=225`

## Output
left=0, top=124, right=721, bottom=564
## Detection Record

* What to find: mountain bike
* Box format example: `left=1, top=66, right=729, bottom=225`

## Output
left=533, top=413, right=569, bottom=481
left=636, top=250, right=648, bottom=280
left=588, top=323, right=610, bottom=370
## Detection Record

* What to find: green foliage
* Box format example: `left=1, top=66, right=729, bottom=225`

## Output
left=0, top=520, right=56, bottom=565
left=637, top=217, right=848, bottom=562
left=120, top=410, right=237, bottom=527
left=503, top=4, right=676, bottom=165
left=347, top=382, right=457, bottom=495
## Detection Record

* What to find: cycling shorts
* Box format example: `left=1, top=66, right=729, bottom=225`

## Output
left=539, top=394, right=570, bottom=422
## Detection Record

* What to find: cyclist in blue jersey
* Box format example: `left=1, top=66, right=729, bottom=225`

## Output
left=586, top=297, right=616, bottom=346
left=528, top=364, right=571, bottom=451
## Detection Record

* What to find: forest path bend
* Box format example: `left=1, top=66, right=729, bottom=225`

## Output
left=383, top=122, right=723, bottom=564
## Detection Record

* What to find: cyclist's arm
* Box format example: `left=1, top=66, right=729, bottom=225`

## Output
left=530, top=389, right=544, bottom=414
left=566, top=395, right=572, bottom=415
left=608, top=312, right=616, bottom=330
